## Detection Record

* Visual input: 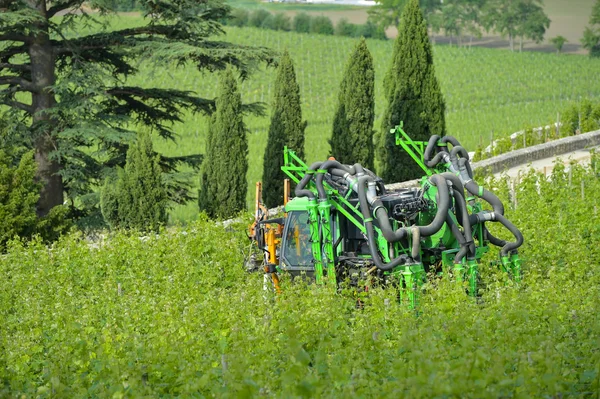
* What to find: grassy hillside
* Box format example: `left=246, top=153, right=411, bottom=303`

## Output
left=102, top=16, right=600, bottom=221
left=1, top=159, right=599, bottom=396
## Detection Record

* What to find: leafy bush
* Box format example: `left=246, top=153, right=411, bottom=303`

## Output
left=0, top=149, right=71, bottom=247
left=100, top=131, right=167, bottom=232
left=335, top=18, right=357, bottom=37
left=249, top=9, right=271, bottom=28
left=492, top=136, right=513, bottom=155
left=293, top=12, right=312, bottom=33
left=0, top=150, right=39, bottom=246
left=356, top=20, right=387, bottom=40
left=561, top=99, right=600, bottom=135
left=228, top=8, right=249, bottom=27
left=309, top=15, right=334, bottom=35
left=262, top=12, right=291, bottom=31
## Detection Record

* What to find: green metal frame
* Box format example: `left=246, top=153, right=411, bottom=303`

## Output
left=279, top=124, right=522, bottom=305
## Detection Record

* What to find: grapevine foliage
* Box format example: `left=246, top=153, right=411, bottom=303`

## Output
left=1, top=160, right=599, bottom=396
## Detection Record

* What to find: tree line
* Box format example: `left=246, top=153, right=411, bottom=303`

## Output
left=226, top=8, right=387, bottom=40
left=201, top=0, right=443, bottom=214
left=371, top=0, right=600, bottom=56
left=370, top=0, right=551, bottom=52
left=0, top=0, right=442, bottom=239
left=5, top=0, right=598, bottom=240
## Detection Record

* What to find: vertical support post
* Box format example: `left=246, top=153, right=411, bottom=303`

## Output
left=510, top=254, right=521, bottom=282
left=306, top=199, right=323, bottom=284
left=283, top=179, right=290, bottom=207
left=466, top=259, right=478, bottom=296
left=255, top=182, right=262, bottom=219
left=453, top=260, right=465, bottom=283
left=318, top=200, right=336, bottom=286
left=403, top=263, right=425, bottom=309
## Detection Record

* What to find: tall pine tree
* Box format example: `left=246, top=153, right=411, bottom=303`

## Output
left=262, top=51, right=307, bottom=208
left=377, top=0, right=445, bottom=182
left=0, top=0, right=273, bottom=219
left=330, top=38, right=375, bottom=170
left=199, top=69, right=248, bottom=218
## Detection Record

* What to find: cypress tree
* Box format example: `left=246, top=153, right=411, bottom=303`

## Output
left=199, top=69, right=248, bottom=218
left=101, top=130, right=168, bottom=231
left=330, top=38, right=375, bottom=170
left=262, top=51, right=307, bottom=208
left=377, top=0, right=445, bottom=182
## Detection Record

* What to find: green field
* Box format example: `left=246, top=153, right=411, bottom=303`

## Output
left=1, top=157, right=599, bottom=396
left=103, top=16, right=600, bottom=221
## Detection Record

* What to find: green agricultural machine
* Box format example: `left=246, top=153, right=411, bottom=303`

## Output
left=247, top=125, right=523, bottom=306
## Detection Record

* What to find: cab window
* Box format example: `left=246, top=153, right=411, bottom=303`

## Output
left=282, top=211, right=314, bottom=267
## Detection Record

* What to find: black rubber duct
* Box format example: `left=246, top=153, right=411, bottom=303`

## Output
left=424, top=135, right=441, bottom=167
left=361, top=174, right=451, bottom=241
left=494, top=213, right=524, bottom=256
left=458, top=157, right=474, bottom=180
left=478, top=214, right=523, bottom=255
left=355, top=176, right=411, bottom=271
left=295, top=162, right=322, bottom=200
left=464, top=180, right=505, bottom=216
left=440, top=172, right=465, bottom=198
left=450, top=145, right=469, bottom=161
left=445, top=209, right=470, bottom=263
left=451, top=186, right=475, bottom=255
left=449, top=145, right=469, bottom=172
left=410, top=225, right=421, bottom=263
left=440, top=135, right=461, bottom=147
left=484, top=225, right=506, bottom=247
left=417, top=174, right=451, bottom=237
left=315, top=160, right=355, bottom=200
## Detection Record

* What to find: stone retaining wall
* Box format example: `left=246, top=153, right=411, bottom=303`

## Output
left=471, top=129, right=600, bottom=174
left=385, top=129, right=600, bottom=190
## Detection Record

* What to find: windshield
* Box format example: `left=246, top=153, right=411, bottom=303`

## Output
left=282, top=211, right=314, bottom=267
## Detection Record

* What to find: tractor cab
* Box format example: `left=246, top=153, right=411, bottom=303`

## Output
left=280, top=197, right=315, bottom=279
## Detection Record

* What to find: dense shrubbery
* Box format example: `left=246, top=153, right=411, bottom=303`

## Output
left=293, top=12, right=311, bottom=33
left=262, top=12, right=291, bottom=31
left=0, top=150, right=40, bottom=247
left=309, top=15, right=334, bottom=35
left=1, top=158, right=599, bottom=396
left=0, top=143, right=71, bottom=247
left=100, top=131, right=168, bottom=232
left=227, top=8, right=386, bottom=39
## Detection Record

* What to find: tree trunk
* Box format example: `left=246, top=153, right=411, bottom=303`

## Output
left=519, top=36, right=523, bottom=52
left=28, top=1, right=63, bottom=217
left=509, top=34, right=514, bottom=51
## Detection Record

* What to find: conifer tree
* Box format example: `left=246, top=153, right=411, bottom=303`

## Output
left=262, top=51, right=307, bottom=208
left=100, top=130, right=167, bottom=231
left=0, top=150, right=39, bottom=246
left=330, top=38, right=375, bottom=170
left=0, top=0, right=273, bottom=220
left=377, top=0, right=445, bottom=182
left=199, top=69, right=248, bottom=218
